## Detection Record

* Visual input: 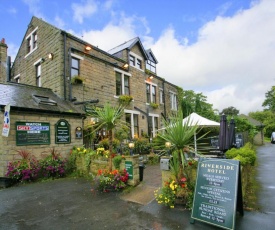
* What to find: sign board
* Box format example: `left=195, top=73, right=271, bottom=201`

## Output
left=75, top=126, right=82, bottom=139
left=2, top=104, right=10, bottom=137
left=16, top=122, right=50, bottom=145
left=55, top=119, right=71, bottom=144
left=125, top=161, right=133, bottom=180
left=191, top=158, right=243, bottom=230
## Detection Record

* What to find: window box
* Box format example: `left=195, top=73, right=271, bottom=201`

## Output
left=71, top=75, right=84, bottom=84
left=150, top=102, right=159, bottom=109
left=118, top=95, right=133, bottom=106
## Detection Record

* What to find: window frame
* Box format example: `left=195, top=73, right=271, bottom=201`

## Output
left=25, top=27, right=38, bottom=58
left=129, top=52, right=144, bottom=71
left=169, top=91, right=178, bottom=111
left=159, top=88, right=164, bottom=104
left=149, top=113, right=159, bottom=138
left=114, top=68, right=132, bottom=96
left=145, top=80, right=158, bottom=104
left=125, top=109, right=140, bottom=139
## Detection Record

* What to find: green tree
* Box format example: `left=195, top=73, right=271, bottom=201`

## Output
left=87, top=103, right=126, bottom=171
left=249, top=110, right=275, bottom=138
left=181, top=90, right=218, bottom=121
left=262, top=86, right=275, bottom=112
left=220, top=106, right=239, bottom=116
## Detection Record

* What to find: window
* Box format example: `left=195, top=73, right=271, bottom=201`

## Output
left=36, top=63, right=41, bottom=87
left=129, top=52, right=143, bottom=70
left=130, top=55, right=135, bottom=66
left=115, top=69, right=131, bottom=96
left=71, top=57, right=80, bottom=77
left=125, top=110, right=140, bottom=139
left=137, top=59, right=142, bottom=69
left=170, top=91, right=177, bottom=110
left=145, top=81, right=157, bottom=103
left=149, top=114, right=159, bottom=137
left=25, top=27, right=38, bottom=57
left=32, top=95, right=57, bottom=106
left=146, top=60, right=156, bottom=73
left=159, top=88, right=164, bottom=104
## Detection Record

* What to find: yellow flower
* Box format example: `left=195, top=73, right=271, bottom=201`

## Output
left=77, top=148, right=80, bottom=151
left=84, top=149, right=87, bottom=153
left=170, top=205, right=174, bottom=208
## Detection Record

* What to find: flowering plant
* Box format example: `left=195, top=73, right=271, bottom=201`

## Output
left=96, top=147, right=110, bottom=158
left=154, top=178, right=178, bottom=208
left=96, top=169, right=129, bottom=192
left=6, top=159, right=40, bottom=183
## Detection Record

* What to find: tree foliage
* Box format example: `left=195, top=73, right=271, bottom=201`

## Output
left=220, top=106, right=239, bottom=116
left=181, top=90, right=218, bottom=121
left=262, top=86, right=275, bottom=112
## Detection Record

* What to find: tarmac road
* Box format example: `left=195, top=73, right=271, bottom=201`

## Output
left=0, top=143, right=275, bottom=230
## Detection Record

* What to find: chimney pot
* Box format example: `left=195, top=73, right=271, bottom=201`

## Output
left=1, top=38, right=5, bottom=44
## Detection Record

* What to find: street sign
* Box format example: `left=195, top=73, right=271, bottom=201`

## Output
left=191, top=158, right=243, bottom=230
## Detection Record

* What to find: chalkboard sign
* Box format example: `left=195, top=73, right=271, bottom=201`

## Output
left=16, top=122, right=50, bottom=146
left=125, top=161, right=133, bottom=180
left=55, top=119, right=71, bottom=144
left=191, top=158, right=243, bottom=230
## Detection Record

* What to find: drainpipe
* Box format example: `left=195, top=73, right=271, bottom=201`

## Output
left=6, top=56, right=11, bottom=82
left=63, top=33, right=67, bottom=100
left=68, top=47, right=72, bottom=101
left=162, top=79, right=167, bottom=119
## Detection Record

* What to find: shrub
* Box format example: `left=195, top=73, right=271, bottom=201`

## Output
left=112, top=155, right=124, bottom=169
left=96, top=169, right=129, bottom=192
left=226, top=143, right=256, bottom=166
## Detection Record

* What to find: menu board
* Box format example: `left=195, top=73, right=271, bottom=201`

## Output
left=125, top=161, right=133, bottom=180
left=16, top=122, right=50, bottom=145
left=191, top=158, right=242, bottom=230
left=55, top=119, right=71, bottom=144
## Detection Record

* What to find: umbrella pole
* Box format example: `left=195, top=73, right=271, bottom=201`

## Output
left=194, top=133, right=197, bottom=153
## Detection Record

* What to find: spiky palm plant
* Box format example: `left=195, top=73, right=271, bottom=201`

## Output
left=87, top=103, right=126, bottom=171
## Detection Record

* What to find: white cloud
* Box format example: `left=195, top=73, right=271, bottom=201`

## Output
left=80, top=13, right=149, bottom=50
left=72, top=0, right=98, bottom=24
left=22, top=0, right=45, bottom=19
left=150, top=0, right=275, bottom=114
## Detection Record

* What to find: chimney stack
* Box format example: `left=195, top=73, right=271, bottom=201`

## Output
left=0, top=38, right=8, bottom=83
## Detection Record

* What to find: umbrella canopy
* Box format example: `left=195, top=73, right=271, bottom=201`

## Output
left=218, top=114, right=230, bottom=154
left=182, top=113, right=220, bottom=153
left=228, top=118, right=236, bottom=148
left=182, top=112, right=220, bottom=127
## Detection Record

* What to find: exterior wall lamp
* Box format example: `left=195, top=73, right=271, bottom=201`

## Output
left=128, top=142, right=135, bottom=155
left=48, top=53, right=54, bottom=60
left=85, top=45, right=92, bottom=51
left=122, top=63, right=129, bottom=69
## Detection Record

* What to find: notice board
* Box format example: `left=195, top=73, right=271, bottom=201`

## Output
left=16, top=122, right=50, bottom=146
left=55, top=119, right=71, bottom=144
left=125, top=161, right=133, bottom=180
left=191, top=158, right=243, bottom=230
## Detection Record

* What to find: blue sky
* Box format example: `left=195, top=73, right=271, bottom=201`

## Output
left=1, top=0, right=274, bottom=114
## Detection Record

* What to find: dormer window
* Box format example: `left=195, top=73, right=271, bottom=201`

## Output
left=129, top=52, right=143, bottom=71
left=25, top=27, right=38, bottom=58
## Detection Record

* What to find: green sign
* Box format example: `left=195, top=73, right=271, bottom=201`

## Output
left=55, top=119, right=71, bottom=144
left=125, top=161, right=133, bottom=180
left=191, top=158, right=243, bottom=230
left=16, top=122, right=50, bottom=146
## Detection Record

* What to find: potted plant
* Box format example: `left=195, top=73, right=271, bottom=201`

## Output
left=71, top=75, right=84, bottom=84
left=150, top=102, right=159, bottom=109
left=118, top=95, right=133, bottom=106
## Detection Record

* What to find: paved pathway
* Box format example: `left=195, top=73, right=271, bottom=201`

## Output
left=0, top=144, right=275, bottom=229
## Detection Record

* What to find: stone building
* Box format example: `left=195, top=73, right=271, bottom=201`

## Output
left=9, top=16, right=180, bottom=140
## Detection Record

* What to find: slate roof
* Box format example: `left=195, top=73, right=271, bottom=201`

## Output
left=108, top=37, right=149, bottom=60
left=0, top=83, right=85, bottom=116
left=238, top=114, right=264, bottom=127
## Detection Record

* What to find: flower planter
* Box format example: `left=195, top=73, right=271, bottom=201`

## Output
left=0, top=177, right=14, bottom=188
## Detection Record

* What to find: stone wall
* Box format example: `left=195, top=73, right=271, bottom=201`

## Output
left=0, top=111, right=83, bottom=177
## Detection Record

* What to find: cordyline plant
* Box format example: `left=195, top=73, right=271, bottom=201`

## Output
left=158, top=111, right=201, bottom=181
left=86, top=103, right=127, bottom=171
